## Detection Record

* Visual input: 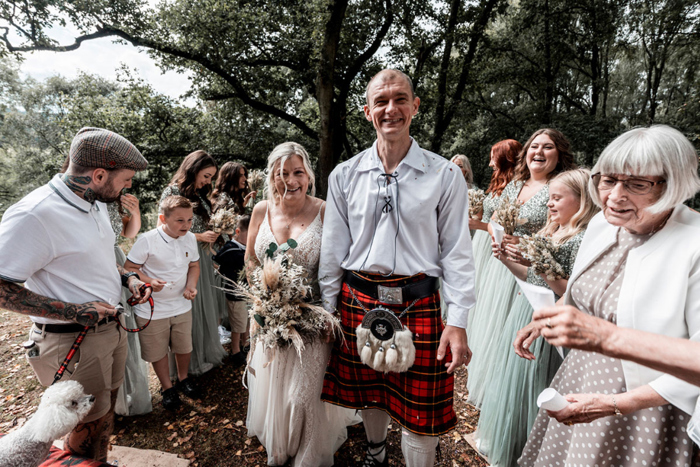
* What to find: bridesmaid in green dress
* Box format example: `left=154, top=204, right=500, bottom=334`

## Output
left=160, top=150, right=226, bottom=376
left=475, top=169, right=599, bottom=466
left=466, top=129, right=577, bottom=407
left=109, top=196, right=153, bottom=416
left=465, top=140, right=520, bottom=333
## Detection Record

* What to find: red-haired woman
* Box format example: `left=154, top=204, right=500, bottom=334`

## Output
left=465, top=139, right=520, bottom=332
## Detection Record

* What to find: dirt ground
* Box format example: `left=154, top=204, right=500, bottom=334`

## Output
left=0, top=309, right=487, bottom=466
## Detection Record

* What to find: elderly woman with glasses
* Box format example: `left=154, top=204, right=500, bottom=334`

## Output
left=516, top=125, right=700, bottom=467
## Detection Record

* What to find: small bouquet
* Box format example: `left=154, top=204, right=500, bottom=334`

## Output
left=209, top=208, right=239, bottom=236
left=224, top=244, right=340, bottom=365
left=519, top=234, right=568, bottom=281
left=468, top=189, right=486, bottom=220
left=491, top=196, right=526, bottom=235
left=246, top=169, right=265, bottom=207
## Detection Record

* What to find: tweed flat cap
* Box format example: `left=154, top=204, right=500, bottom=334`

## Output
left=69, top=127, right=148, bottom=171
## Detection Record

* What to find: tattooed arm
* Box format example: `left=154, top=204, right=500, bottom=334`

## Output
left=0, top=279, right=113, bottom=326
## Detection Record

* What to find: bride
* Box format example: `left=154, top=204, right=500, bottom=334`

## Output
left=245, top=142, right=359, bottom=466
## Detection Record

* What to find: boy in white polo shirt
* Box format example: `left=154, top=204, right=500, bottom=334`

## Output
left=124, top=195, right=200, bottom=410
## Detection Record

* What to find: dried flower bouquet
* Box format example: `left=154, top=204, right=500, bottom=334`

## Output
left=519, top=234, right=568, bottom=281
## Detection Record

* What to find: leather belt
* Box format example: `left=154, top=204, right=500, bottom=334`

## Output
left=36, top=317, right=117, bottom=334
left=343, top=271, right=439, bottom=305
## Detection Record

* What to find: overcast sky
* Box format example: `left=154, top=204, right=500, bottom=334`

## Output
left=15, top=26, right=194, bottom=105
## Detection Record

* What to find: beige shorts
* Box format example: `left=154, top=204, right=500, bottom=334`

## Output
left=26, top=321, right=128, bottom=424
left=136, top=311, right=192, bottom=362
left=226, top=300, right=249, bottom=334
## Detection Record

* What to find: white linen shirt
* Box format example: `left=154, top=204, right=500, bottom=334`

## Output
left=0, top=174, right=122, bottom=325
left=126, top=226, right=199, bottom=319
left=319, top=139, right=476, bottom=328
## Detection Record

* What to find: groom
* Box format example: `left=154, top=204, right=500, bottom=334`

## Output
left=320, top=69, right=476, bottom=466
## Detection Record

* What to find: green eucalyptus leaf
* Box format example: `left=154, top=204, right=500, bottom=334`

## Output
left=254, top=313, right=266, bottom=327
left=265, top=242, right=278, bottom=258
left=286, top=238, right=298, bottom=249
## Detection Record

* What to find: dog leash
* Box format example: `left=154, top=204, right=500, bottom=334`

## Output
left=52, top=284, right=153, bottom=385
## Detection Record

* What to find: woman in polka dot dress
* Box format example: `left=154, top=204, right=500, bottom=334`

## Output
left=516, top=125, right=700, bottom=466
left=475, top=169, right=599, bottom=467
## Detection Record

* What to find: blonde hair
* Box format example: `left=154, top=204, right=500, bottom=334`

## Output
left=540, top=168, right=599, bottom=243
left=265, top=142, right=316, bottom=203
left=589, top=125, right=700, bottom=214
left=450, top=154, right=474, bottom=186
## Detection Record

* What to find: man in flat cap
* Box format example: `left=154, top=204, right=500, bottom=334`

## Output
left=0, top=127, right=151, bottom=461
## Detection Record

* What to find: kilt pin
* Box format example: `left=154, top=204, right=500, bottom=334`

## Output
left=321, top=272, right=457, bottom=436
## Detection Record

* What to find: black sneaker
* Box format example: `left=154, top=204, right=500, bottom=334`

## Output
left=161, top=387, right=181, bottom=411
left=177, top=377, right=201, bottom=399
left=230, top=351, right=247, bottom=368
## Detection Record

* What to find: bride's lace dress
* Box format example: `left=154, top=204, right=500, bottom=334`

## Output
left=246, top=204, right=359, bottom=466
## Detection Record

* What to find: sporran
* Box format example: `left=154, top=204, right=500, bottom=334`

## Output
left=355, top=306, right=416, bottom=373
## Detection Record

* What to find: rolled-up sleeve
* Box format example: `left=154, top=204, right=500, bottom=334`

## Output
left=437, top=170, right=476, bottom=329
left=319, top=167, right=351, bottom=313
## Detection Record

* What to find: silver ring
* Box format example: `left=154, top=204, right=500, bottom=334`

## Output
left=546, top=318, right=553, bottom=329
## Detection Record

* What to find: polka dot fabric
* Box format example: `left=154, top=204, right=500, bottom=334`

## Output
left=519, top=229, right=696, bottom=467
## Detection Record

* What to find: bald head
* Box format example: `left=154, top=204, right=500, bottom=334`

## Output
left=365, top=69, right=415, bottom=106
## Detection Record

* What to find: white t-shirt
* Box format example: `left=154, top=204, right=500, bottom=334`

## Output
left=0, top=174, right=122, bottom=325
left=126, top=226, right=199, bottom=319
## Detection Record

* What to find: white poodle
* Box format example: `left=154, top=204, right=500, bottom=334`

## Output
left=0, top=380, right=94, bottom=467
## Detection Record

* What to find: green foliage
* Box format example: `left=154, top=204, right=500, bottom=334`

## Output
left=1, top=0, right=699, bottom=207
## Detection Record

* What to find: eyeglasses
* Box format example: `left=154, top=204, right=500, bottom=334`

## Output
left=592, top=173, right=666, bottom=195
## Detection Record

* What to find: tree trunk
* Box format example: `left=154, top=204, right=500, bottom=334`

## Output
left=429, top=0, right=501, bottom=153
left=316, top=0, right=349, bottom=198
left=430, top=0, right=461, bottom=152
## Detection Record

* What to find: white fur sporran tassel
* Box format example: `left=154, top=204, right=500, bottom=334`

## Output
left=355, top=323, right=415, bottom=373
left=385, top=339, right=399, bottom=368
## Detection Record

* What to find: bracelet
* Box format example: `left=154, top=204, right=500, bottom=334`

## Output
left=612, top=394, right=623, bottom=417
left=121, top=272, right=140, bottom=287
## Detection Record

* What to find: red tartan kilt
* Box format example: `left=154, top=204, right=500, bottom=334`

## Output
left=322, top=273, right=457, bottom=436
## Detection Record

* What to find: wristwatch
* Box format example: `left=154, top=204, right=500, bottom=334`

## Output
left=121, top=271, right=140, bottom=287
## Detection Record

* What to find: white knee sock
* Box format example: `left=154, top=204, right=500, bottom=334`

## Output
left=401, top=430, right=439, bottom=467
left=362, top=409, right=391, bottom=462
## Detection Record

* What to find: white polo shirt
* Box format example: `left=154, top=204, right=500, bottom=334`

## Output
left=126, top=226, right=199, bottom=319
left=0, top=174, right=122, bottom=325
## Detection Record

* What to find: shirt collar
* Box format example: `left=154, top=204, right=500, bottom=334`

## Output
left=231, top=239, right=246, bottom=249
left=357, top=138, right=427, bottom=174
left=158, top=225, right=179, bottom=243
left=48, top=174, right=93, bottom=213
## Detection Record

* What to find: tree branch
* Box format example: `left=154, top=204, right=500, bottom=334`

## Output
left=1, top=23, right=320, bottom=140
left=340, top=0, right=393, bottom=98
